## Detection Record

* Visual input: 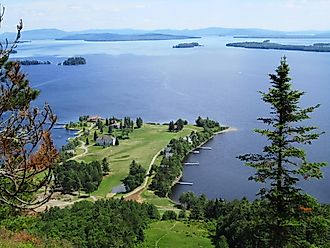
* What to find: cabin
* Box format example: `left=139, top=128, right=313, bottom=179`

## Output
left=96, top=136, right=116, bottom=147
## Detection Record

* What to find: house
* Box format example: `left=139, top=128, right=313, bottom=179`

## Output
left=96, top=136, right=116, bottom=147
left=87, top=116, right=103, bottom=122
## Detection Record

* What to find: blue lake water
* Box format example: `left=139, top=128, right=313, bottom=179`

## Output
left=14, top=37, right=330, bottom=202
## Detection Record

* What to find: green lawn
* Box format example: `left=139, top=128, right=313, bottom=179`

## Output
left=75, top=124, right=202, bottom=197
left=139, top=221, right=214, bottom=248
left=141, top=190, right=177, bottom=209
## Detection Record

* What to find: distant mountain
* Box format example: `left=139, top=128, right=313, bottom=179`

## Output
left=57, top=33, right=200, bottom=42
left=1, top=27, right=330, bottom=41
left=0, top=28, right=69, bottom=41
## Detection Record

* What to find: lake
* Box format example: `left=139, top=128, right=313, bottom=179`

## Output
left=14, top=36, right=330, bottom=202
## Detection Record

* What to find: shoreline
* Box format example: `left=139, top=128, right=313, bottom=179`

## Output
left=169, top=126, right=237, bottom=201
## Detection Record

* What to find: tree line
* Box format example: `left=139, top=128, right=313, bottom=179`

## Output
left=54, top=160, right=104, bottom=194
left=151, top=119, right=224, bottom=197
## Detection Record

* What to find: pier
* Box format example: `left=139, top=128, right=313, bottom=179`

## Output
left=176, top=181, right=193, bottom=186
left=200, top=146, right=212, bottom=150
left=184, top=162, right=199, bottom=166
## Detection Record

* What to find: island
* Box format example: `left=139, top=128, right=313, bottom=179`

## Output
left=226, top=40, right=330, bottom=52
left=19, top=60, right=51, bottom=65
left=60, top=56, right=86, bottom=66
left=173, top=42, right=201, bottom=48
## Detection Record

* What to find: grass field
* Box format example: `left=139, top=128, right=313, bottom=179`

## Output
left=75, top=124, right=202, bottom=197
left=139, top=221, right=214, bottom=248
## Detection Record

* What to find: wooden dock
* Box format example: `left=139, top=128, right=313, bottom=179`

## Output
left=200, top=146, right=212, bottom=150
left=177, top=181, right=193, bottom=186
left=184, top=162, right=199, bottom=166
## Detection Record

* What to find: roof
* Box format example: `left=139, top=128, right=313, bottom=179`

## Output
left=96, top=136, right=115, bottom=142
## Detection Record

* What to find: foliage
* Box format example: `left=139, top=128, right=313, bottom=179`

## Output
left=36, top=199, right=159, bottom=248
left=0, top=10, right=58, bottom=209
left=195, top=116, right=222, bottom=130
left=122, top=160, right=146, bottom=192
left=151, top=121, right=221, bottom=197
left=62, top=57, right=86, bottom=66
left=177, top=191, right=330, bottom=247
left=54, top=160, right=102, bottom=194
left=161, top=210, right=177, bottom=220
left=238, top=57, right=327, bottom=246
left=101, top=157, right=110, bottom=174
left=168, top=118, right=188, bottom=132
left=136, top=117, right=143, bottom=128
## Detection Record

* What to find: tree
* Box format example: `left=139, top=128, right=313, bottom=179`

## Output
left=168, top=121, right=175, bottom=132
left=102, top=157, right=110, bottom=174
left=238, top=57, right=327, bottom=246
left=136, top=117, right=143, bottom=128
left=93, top=130, right=98, bottom=141
left=122, top=160, right=146, bottom=192
left=176, top=118, right=185, bottom=131
left=115, top=138, right=119, bottom=146
left=0, top=9, right=58, bottom=209
left=86, top=137, right=89, bottom=145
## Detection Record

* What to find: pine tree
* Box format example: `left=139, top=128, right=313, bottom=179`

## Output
left=238, top=57, right=327, bottom=246
left=136, top=117, right=143, bottom=128
left=102, top=157, right=110, bottom=173
left=86, top=137, right=89, bottom=145
left=168, top=121, right=175, bottom=132
left=93, top=131, right=98, bottom=141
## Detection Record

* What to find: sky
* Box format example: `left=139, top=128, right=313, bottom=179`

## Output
left=0, top=0, right=329, bottom=32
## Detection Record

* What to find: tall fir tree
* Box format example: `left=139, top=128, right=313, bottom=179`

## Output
left=238, top=57, right=327, bottom=246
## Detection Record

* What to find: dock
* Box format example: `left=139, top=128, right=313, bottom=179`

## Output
left=200, top=146, right=212, bottom=150
left=176, top=181, right=193, bottom=186
left=184, top=162, right=199, bottom=166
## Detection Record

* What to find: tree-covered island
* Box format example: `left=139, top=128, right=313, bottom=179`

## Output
left=59, top=56, right=86, bottom=65
left=18, top=59, right=51, bottom=65
left=173, top=42, right=201, bottom=48
left=226, top=40, right=330, bottom=52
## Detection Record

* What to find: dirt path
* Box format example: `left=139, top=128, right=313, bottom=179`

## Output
left=155, top=222, right=178, bottom=248
left=123, top=149, right=162, bottom=200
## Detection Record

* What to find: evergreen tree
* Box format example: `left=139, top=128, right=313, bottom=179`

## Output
left=86, top=137, right=89, bottom=145
left=238, top=57, right=327, bottom=246
left=93, top=130, right=98, bottom=141
left=102, top=157, right=110, bottom=173
left=136, top=117, right=143, bottom=128
left=115, top=138, right=119, bottom=146
left=168, top=121, right=175, bottom=132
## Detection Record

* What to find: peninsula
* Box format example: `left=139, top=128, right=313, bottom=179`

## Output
left=226, top=41, right=330, bottom=52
